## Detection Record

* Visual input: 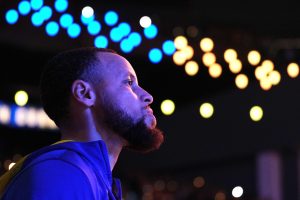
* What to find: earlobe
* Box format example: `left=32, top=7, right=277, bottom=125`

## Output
left=72, top=80, right=95, bottom=106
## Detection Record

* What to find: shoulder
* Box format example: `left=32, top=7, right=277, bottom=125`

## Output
left=3, top=156, right=95, bottom=199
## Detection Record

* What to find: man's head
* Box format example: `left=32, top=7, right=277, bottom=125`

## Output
left=40, top=47, right=164, bottom=152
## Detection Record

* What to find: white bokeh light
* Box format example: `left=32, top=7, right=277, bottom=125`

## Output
left=232, top=186, right=243, bottom=198
left=82, top=6, right=94, bottom=18
left=139, top=16, right=152, bottom=28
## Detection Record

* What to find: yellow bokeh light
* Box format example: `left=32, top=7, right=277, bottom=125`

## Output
left=255, top=66, right=267, bottom=80
left=229, top=59, right=242, bottom=74
left=209, top=63, right=222, bottom=78
left=247, top=50, right=261, bottom=66
left=160, top=99, right=175, bottom=115
left=199, top=102, right=214, bottom=118
left=174, top=35, right=188, bottom=50
left=202, top=52, right=216, bottom=67
left=260, top=78, right=272, bottom=91
left=173, top=51, right=187, bottom=66
left=250, top=106, right=263, bottom=121
left=224, top=49, right=237, bottom=63
left=261, top=60, right=274, bottom=73
left=14, top=90, right=28, bottom=106
left=287, top=62, right=299, bottom=78
left=182, top=46, right=194, bottom=60
left=268, top=70, right=281, bottom=85
left=235, top=74, right=248, bottom=89
left=185, top=61, right=199, bottom=76
left=199, top=37, right=214, bottom=52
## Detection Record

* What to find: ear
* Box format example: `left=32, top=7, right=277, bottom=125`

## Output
left=71, top=80, right=95, bottom=106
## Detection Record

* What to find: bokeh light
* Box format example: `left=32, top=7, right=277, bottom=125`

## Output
left=287, top=62, right=299, bottom=78
left=199, top=102, right=214, bottom=118
left=232, top=186, right=243, bottom=198
left=173, top=51, right=187, bottom=66
left=235, top=74, right=248, bottom=89
left=229, top=59, right=242, bottom=74
left=144, top=24, right=158, bottom=39
left=148, top=48, right=162, bottom=63
left=5, top=9, right=19, bottom=25
left=185, top=61, right=199, bottom=76
left=193, top=176, right=205, bottom=188
left=209, top=63, right=222, bottom=78
left=250, top=106, right=263, bottom=121
left=82, top=6, right=94, bottom=18
left=18, top=1, right=31, bottom=16
left=139, top=16, right=152, bottom=28
left=15, top=90, right=28, bottom=106
left=162, top=40, right=176, bottom=56
left=202, top=52, right=216, bottom=67
left=54, top=0, right=68, bottom=12
left=248, top=50, right=261, bottom=66
left=94, top=35, right=108, bottom=48
left=0, top=104, right=11, bottom=124
left=224, top=48, right=238, bottom=63
left=104, top=10, right=118, bottom=26
left=199, top=37, right=214, bottom=52
left=161, top=99, right=175, bottom=115
left=174, top=36, right=188, bottom=50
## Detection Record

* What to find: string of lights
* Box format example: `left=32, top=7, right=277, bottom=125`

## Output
left=2, top=0, right=300, bottom=129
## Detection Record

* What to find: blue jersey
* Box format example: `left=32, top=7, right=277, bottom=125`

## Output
left=0, top=140, right=122, bottom=200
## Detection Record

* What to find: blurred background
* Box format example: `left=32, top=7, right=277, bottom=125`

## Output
left=1, top=0, right=300, bottom=199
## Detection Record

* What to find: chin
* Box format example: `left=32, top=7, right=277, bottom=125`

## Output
left=145, top=116, right=157, bottom=129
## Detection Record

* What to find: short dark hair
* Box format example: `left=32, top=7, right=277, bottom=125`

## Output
left=40, top=47, right=117, bottom=126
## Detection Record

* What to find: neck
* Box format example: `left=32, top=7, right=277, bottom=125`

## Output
left=60, top=124, right=126, bottom=170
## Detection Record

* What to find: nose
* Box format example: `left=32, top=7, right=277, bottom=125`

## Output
left=140, top=87, right=153, bottom=104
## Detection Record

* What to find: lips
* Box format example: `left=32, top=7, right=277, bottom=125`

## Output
left=144, top=107, right=156, bottom=128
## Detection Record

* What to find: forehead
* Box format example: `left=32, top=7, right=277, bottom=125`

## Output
left=96, top=52, right=137, bottom=79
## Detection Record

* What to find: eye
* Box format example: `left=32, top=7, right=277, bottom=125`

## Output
left=127, top=79, right=133, bottom=86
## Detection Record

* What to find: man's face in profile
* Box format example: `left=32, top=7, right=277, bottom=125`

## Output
left=93, top=53, right=164, bottom=152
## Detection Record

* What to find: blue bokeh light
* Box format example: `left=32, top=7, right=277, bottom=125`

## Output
left=67, top=23, right=81, bottom=38
left=54, top=0, right=68, bottom=13
left=40, top=6, right=52, bottom=21
left=144, top=24, right=158, bottom=39
left=5, top=9, right=19, bottom=25
left=118, top=22, right=131, bottom=37
left=46, top=21, right=59, bottom=36
left=128, top=32, right=142, bottom=47
left=110, top=27, right=123, bottom=42
left=18, top=1, right=31, bottom=16
left=60, top=13, right=73, bottom=28
left=94, top=35, right=108, bottom=48
left=31, top=12, right=43, bottom=26
left=30, top=0, right=43, bottom=11
left=120, top=39, right=134, bottom=53
left=87, top=21, right=101, bottom=35
left=104, top=11, right=118, bottom=26
left=149, top=48, right=163, bottom=64
left=162, top=40, right=176, bottom=56
left=81, top=15, right=94, bottom=25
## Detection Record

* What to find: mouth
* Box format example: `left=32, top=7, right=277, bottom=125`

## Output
left=144, top=107, right=157, bottom=128
left=145, top=107, right=153, bottom=115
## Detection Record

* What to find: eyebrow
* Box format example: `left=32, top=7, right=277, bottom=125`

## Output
left=122, top=72, right=137, bottom=81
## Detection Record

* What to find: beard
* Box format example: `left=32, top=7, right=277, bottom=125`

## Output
left=101, top=99, right=164, bottom=153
